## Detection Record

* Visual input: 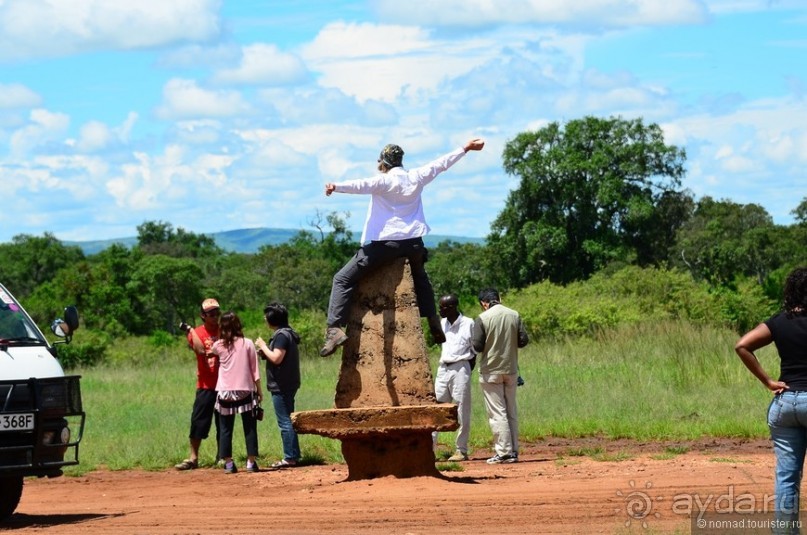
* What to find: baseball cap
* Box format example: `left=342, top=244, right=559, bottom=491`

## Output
left=202, top=298, right=220, bottom=312
left=378, top=144, right=404, bottom=168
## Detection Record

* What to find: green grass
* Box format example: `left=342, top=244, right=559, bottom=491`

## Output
left=66, top=319, right=777, bottom=474
left=591, top=450, right=634, bottom=462
left=650, top=445, right=691, bottom=460
left=436, top=462, right=464, bottom=472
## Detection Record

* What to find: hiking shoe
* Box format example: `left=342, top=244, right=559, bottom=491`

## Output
left=224, top=461, right=238, bottom=474
left=270, top=458, right=297, bottom=469
left=486, top=453, right=517, bottom=464
left=427, top=316, right=446, bottom=344
left=447, top=451, right=468, bottom=462
left=174, top=459, right=198, bottom=471
left=319, top=327, right=348, bottom=357
left=246, top=461, right=259, bottom=473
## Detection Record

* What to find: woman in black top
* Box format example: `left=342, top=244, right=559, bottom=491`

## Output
left=255, top=302, right=302, bottom=469
left=736, top=267, right=807, bottom=533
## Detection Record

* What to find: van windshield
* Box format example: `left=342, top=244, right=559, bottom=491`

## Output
left=0, top=302, right=45, bottom=343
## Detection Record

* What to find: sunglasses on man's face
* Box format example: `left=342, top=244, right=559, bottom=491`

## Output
left=205, top=310, right=220, bottom=317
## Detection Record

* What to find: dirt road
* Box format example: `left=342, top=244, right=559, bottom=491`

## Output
left=6, top=438, right=777, bottom=534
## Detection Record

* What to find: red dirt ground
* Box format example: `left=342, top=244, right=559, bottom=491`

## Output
left=6, top=437, right=778, bottom=534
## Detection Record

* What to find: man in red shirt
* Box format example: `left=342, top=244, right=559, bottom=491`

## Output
left=175, top=298, right=221, bottom=470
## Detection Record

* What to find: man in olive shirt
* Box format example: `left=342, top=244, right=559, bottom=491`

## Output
left=471, top=288, right=529, bottom=464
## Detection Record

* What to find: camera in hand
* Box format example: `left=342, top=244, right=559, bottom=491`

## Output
left=179, top=321, right=192, bottom=333
left=253, top=405, right=264, bottom=421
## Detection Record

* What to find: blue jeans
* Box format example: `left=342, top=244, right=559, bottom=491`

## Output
left=768, top=391, right=807, bottom=533
left=272, top=391, right=300, bottom=461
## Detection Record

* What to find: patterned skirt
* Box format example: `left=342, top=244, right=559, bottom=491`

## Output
left=215, top=390, right=258, bottom=416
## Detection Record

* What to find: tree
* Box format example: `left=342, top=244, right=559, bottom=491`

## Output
left=128, top=255, right=204, bottom=332
left=489, top=116, right=688, bottom=287
left=672, top=197, right=779, bottom=287
left=135, top=220, right=222, bottom=258
left=215, top=212, right=357, bottom=314
left=0, top=233, right=85, bottom=298
left=426, top=241, right=501, bottom=305
left=792, top=197, right=807, bottom=225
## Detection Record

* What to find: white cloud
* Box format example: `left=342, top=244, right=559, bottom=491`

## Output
left=703, top=0, right=804, bottom=14
left=106, top=145, right=235, bottom=212
left=68, top=113, right=137, bottom=152
left=9, top=108, right=70, bottom=156
left=76, top=121, right=111, bottom=152
left=302, top=22, right=434, bottom=60
left=762, top=132, right=795, bottom=163
left=0, top=83, right=41, bottom=108
left=212, top=44, right=308, bottom=86
left=1, top=154, right=108, bottom=211
left=716, top=149, right=757, bottom=173
left=116, top=112, right=138, bottom=144
left=0, top=0, right=222, bottom=60
left=157, top=43, right=240, bottom=70
left=155, top=78, right=251, bottom=120
left=371, top=0, right=708, bottom=27
left=670, top=95, right=807, bottom=221
left=301, top=22, right=502, bottom=103
left=172, top=119, right=223, bottom=145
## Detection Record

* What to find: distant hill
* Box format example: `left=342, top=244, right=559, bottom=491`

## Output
left=66, top=227, right=485, bottom=255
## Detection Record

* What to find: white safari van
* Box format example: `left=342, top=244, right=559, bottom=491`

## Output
left=0, top=282, right=84, bottom=521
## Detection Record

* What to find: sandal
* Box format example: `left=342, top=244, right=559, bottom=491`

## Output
left=270, top=459, right=297, bottom=469
left=174, top=459, right=198, bottom=471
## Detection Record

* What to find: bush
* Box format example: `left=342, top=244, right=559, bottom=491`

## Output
left=710, top=278, right=778, bottom=333
left=507, top=266, right=778, bottom=341
left=55, top=329, right=110, bottom=369
left=148, top=330, right=174, bottom=348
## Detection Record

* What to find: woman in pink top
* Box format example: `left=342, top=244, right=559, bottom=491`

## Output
left=211, top=311, right=263, bottom=474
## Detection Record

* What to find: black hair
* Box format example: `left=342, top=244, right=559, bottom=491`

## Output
left=218, top=311, right=244, bottom=349
left=439, top=294, right=459, bottom=307
left=478, top=287, right=500, bottom=305
left=784, top=267, right=807, bottom=316
left=263, top=302, right=289, bottom=328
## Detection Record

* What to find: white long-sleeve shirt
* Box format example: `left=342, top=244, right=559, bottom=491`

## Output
left=440, top=313, right=476, bottom=365
left=333, top=147, right=467, bottom=244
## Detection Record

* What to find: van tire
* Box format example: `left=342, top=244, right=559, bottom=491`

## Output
left=0, top=476, right=23, bottom=522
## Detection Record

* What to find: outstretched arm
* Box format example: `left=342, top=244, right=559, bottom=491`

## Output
left=463, top=138, right=485, bottom=152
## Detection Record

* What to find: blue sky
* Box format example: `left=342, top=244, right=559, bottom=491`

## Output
left=1, top=0, right=805, bottom=244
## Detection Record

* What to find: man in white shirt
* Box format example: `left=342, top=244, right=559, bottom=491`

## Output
left=433, top=294, right=476, bottom=462
left=319, top=138, right=485, bottom=357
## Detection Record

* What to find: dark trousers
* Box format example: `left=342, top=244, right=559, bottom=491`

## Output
left=189, top=388, right=220, bottom=445
left=218, top=411, right=259, bottom=459
left=326, top=237, right=436, bottom=328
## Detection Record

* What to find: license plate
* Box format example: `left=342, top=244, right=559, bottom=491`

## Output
left=0, top=413, right=35, bottom=431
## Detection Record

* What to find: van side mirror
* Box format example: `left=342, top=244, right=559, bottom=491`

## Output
left=51, top=305, right=80, bottom=342
left=63, top=306, right=79, bottom=332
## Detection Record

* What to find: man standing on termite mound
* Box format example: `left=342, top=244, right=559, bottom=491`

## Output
left=319, top=137, right=486, bottom=357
